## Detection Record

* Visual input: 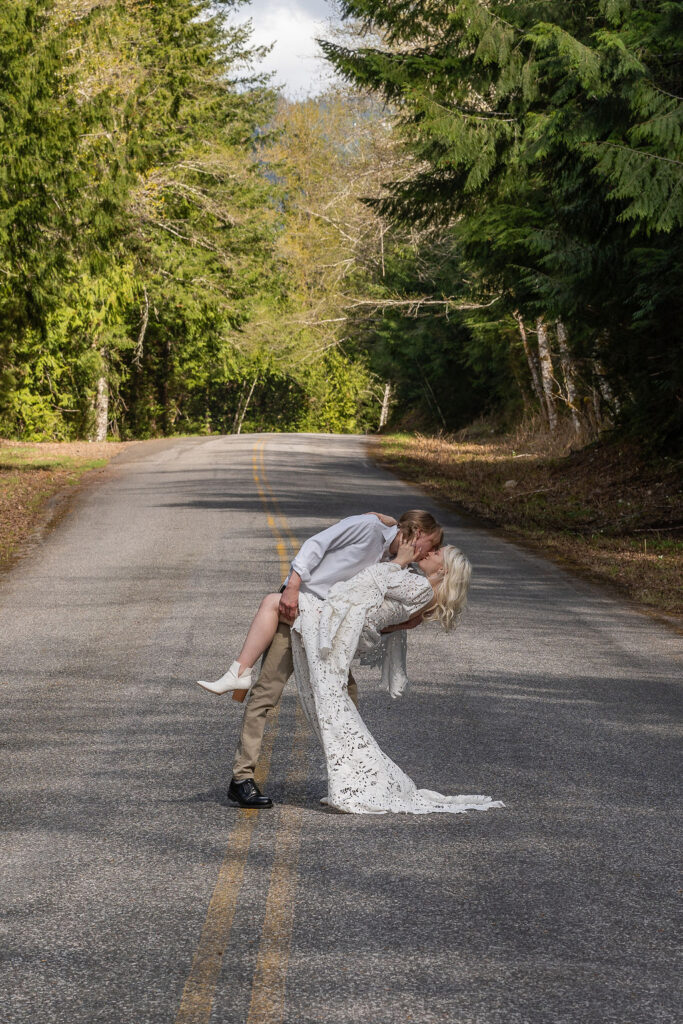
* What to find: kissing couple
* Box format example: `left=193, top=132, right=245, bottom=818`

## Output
left=198, top=509, right=503, bottom=816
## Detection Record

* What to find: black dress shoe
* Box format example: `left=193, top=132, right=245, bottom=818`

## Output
left=228, top=778, right=273, bottom=808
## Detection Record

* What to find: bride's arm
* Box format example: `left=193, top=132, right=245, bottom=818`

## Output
left=381, top=592, right=436, bottom=633
left=376, top=555, right=435, bottom=631
left=381, top=611, right=424, bottom=634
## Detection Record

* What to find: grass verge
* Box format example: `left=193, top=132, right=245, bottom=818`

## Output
left=0, top=439, right=134, bottom=568
left=374, top=432, right=682, bottom=617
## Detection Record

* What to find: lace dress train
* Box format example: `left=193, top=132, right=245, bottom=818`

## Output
left=291, top=563, right=504, bottom=815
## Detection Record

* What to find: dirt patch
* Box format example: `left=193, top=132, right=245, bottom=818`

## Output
left=0, top=439, right=127, bottom=464
left=0, top=439, right=136, bottom=568
left=374, top=433, right=682, bottom=617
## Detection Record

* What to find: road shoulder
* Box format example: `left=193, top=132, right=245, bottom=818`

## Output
left=369, top=434, right=682, bottom=633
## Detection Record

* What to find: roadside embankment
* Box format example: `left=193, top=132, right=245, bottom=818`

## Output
left=374, top=433, right=682, bottom=617
left=0, top=439, right=134, bottom=569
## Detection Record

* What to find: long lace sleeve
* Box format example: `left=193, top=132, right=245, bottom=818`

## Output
left=380, top=567, right=433, bottom=617
left=317, top=563, right=405, bottom=661
left=318, top=565, right=428, bottom=699
left=359, top=624, right=410, bottom=698
left=356, top=568, right=432, bottom=697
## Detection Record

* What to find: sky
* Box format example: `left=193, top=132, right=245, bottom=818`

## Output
left=234, top=0, right=338, bottom=97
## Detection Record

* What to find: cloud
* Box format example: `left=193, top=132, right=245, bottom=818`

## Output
left=241, top=1, right=336, bottom=97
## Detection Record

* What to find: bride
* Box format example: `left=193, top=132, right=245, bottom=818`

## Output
left=199, top=540, right=503, bottom=815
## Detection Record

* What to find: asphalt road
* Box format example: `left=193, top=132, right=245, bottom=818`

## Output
left=1, top=433, right=680, bottom=1024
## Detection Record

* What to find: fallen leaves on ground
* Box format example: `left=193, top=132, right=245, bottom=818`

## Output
left=376, top=433, right=682, bottom=616
left=0, top=439, right=134, bottom=566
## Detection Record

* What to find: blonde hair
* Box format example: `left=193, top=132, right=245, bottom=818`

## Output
left=424, top=545, right=471, bottom=631
left=397, top=509, right=444, bottom=548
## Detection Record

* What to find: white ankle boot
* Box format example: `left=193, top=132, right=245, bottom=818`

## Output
left=197, top=660, right=253, bottom=695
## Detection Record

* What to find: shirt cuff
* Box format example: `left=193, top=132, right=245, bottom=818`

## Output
left=290, top=559, right=310, bottom=583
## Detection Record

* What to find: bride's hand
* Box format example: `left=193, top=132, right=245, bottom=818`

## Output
left=393, top=538, right=417, bottom=568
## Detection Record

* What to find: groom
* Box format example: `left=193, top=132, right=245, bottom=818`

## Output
left=228, top=509, right=444, bottom=808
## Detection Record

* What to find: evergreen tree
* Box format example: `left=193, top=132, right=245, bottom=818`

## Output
left=0, top=2, right=86, bottom=419
left=322, top=0, right=683, bottom=443
left=0, top=0, right=290, bottom=439
left=0, top=2, right=383, bottom=439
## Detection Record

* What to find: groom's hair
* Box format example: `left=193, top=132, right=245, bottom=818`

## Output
left=397, top=510, right=443, bottom=547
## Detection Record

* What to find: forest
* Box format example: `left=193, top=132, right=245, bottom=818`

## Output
left=1, top=0, right=681, bottom=448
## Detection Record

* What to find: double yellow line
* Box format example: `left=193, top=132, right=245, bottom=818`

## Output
left=252, top=438, right=299, bottom=578
left=176, top=437, right=305, bottom=1024
left=174, top=724, right=280, bottom=1024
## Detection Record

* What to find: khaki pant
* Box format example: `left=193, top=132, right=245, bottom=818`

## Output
left=232, top=622, right=358, bottom=782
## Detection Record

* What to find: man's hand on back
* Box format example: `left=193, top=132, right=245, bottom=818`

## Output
left=381, top=612, right=424, bottom=634
left=278, top=572, right=301, bottom=623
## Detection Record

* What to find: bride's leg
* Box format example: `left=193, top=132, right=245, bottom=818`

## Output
left=235, top=593, right=282, bottom=672
left=197, top=593, right=282, bottom=696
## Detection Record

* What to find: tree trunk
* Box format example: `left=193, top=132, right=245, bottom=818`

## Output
left=133, top=286, right=149, bottom=369
left=591, top=385, right=603, bottom=432
left=594, top=361, right=619, bottom=416
left=378, top=382, right=392, bottom=429
left=514, top=311, right=546, bottom=418
left=556, top=319, right=581, bottom=435
left=162, top=336, right=172, bottom=435
left=231, top=381, right=247, bottom=434
left=418, top=365, right=447, bottom=431
left=593, top=333, right=620, bottom=417
left=509, top=352, right=531, bottom=416
left=233, top=376, right=258, bottom=435
left=93, top=374, right=108, bottom=442
left=536, top=318, right=557, bottom=432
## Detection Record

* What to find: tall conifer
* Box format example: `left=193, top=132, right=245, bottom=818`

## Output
left=322, top=0, right=683, bottom=441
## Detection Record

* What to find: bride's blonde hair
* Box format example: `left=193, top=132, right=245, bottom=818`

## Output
left=424, top=545, right=471, bottom=631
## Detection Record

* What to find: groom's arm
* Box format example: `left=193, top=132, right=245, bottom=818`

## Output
left=290, top=515, right=381, bottom=583
left=280, top=515, right=386, bottom=621
left=381, top=612, right=424, bottom=634
left=368, top=512, right=397, bottom=527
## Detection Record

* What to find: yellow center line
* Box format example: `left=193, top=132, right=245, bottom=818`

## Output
left=175, top=436, right=298, bottom=1024
left=258, top=441, right=300, bottom=553
left=246, top=702, right=309, bottom=1024
left=174, top=710, right=280, bottom=1024
left=253, top=439, right=291, bottom=579
left=244, top=439, right=309, bottom=1024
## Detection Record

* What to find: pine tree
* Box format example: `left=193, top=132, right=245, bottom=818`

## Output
left=0, top=0, right=292, bottom=439
left=321, top=0, right=683, bottom=443
left=0, top=2, right=87, bottom=421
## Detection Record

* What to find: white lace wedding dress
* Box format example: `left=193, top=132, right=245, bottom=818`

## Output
left=291, top=562, right=504, bottom=815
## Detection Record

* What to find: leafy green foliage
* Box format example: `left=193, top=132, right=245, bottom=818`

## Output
left=2, top=1, right=679, bottom=444
left=0, top=0, right=376, bottom=440
left=322, top=0, right=683, bottom=444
